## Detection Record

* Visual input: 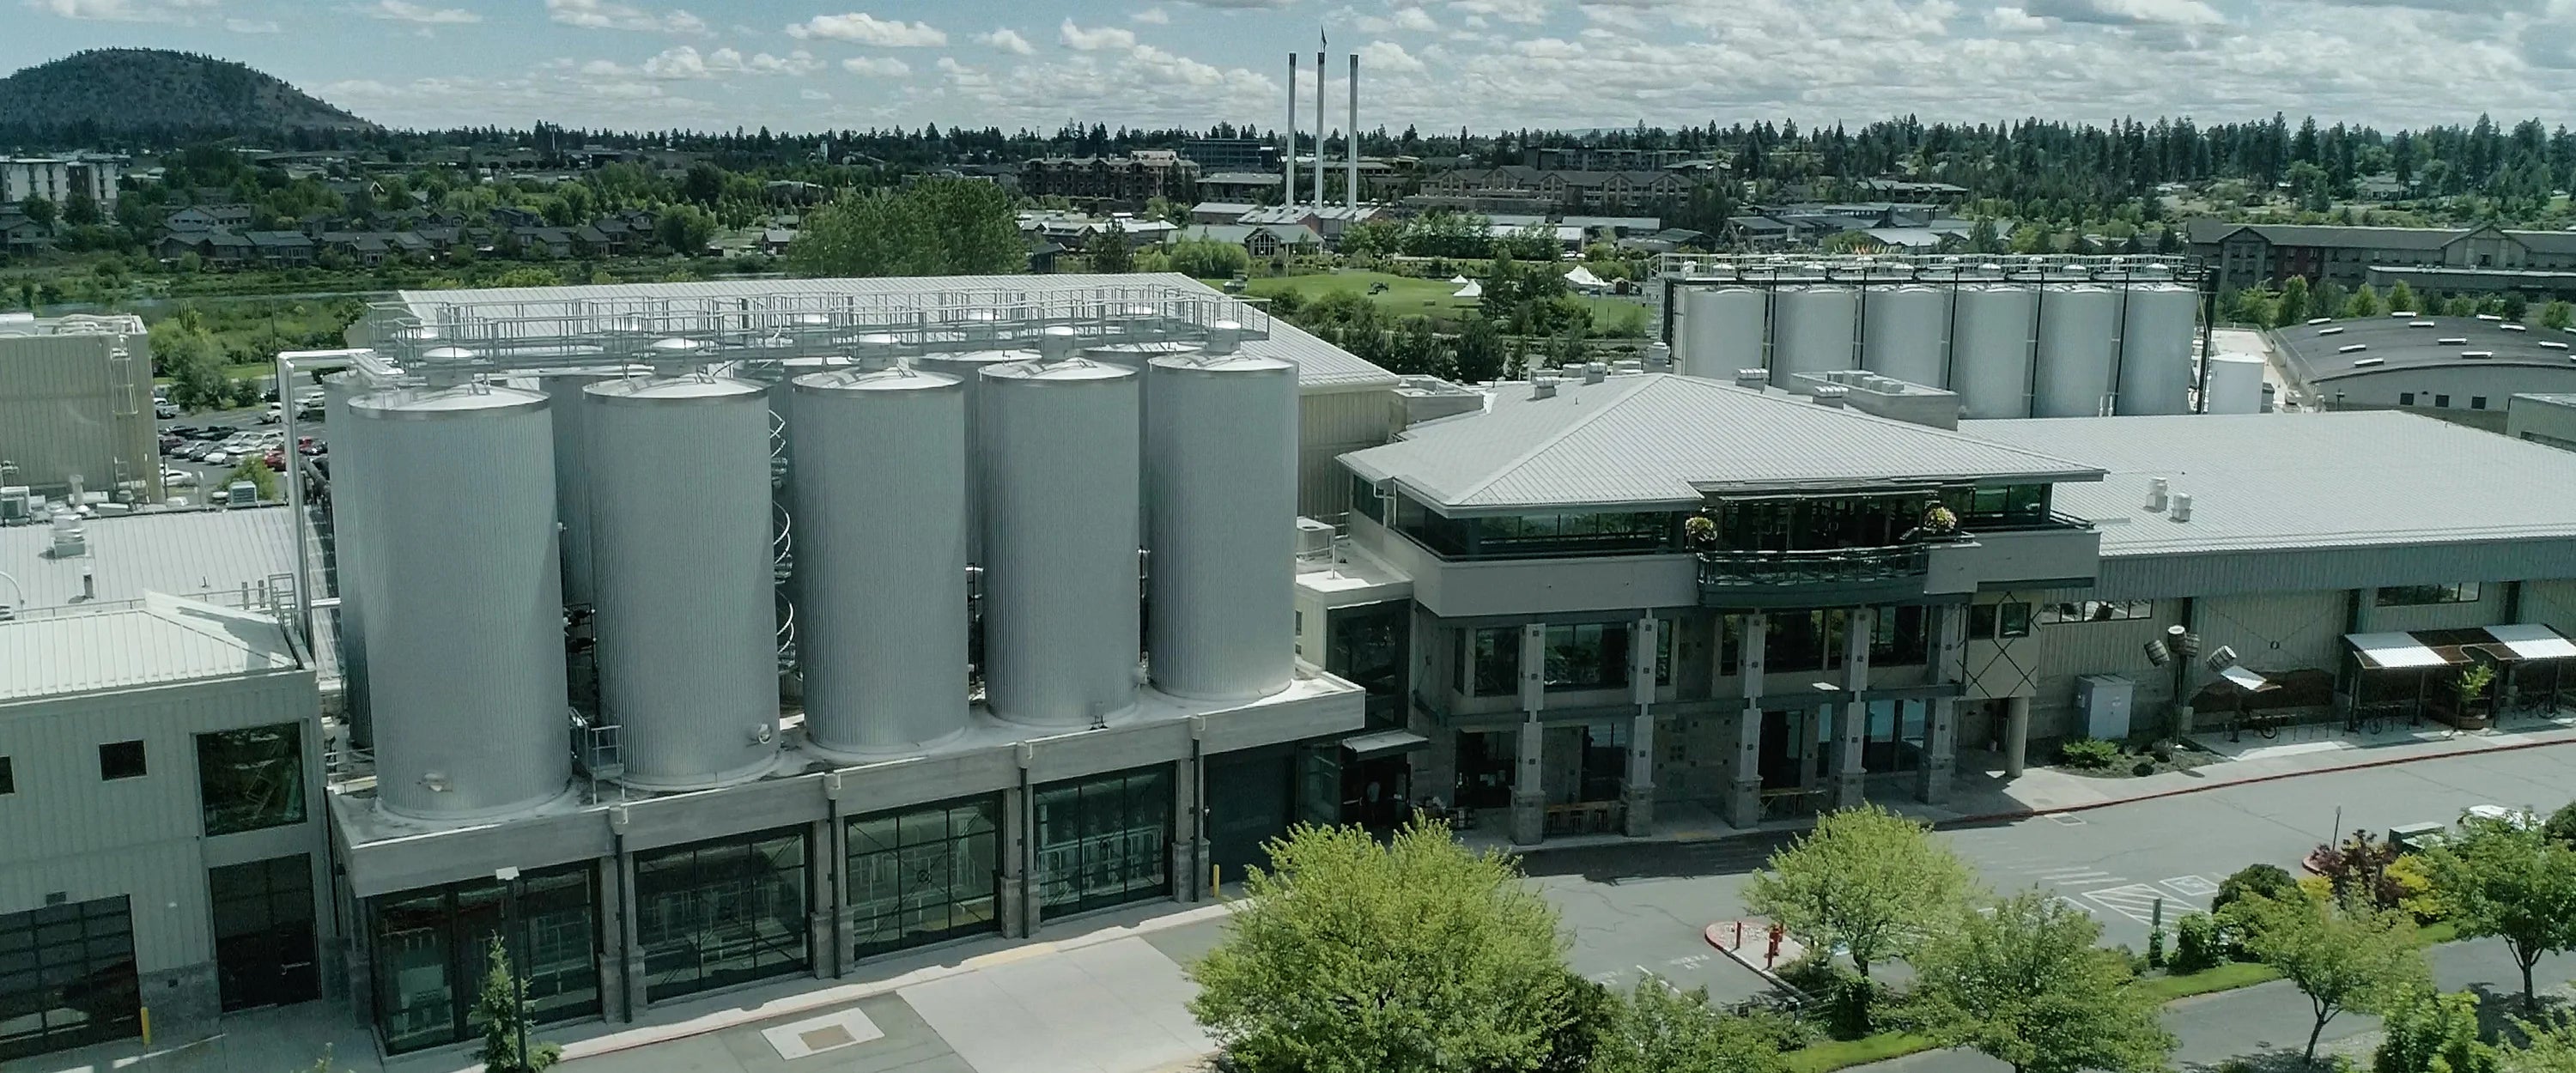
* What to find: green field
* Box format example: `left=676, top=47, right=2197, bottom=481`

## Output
left=1226, top=269, right=1650, bottom=333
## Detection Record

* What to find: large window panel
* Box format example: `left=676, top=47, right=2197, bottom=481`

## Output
left=197, top=724, right=307, bottom=836
left=366, top=864, right=598, bottom=1054
left=1543, top=623, right=1630, bottom=691
left=635, top=830, right=808, bottom=1003
left=0, top=897, right=137, bottom=1060
left=1466, top=627, right=1519, bottom=697
left=848, top=796, right=1001, bottom=961
left=1034, top=766, right=1172, bottom=918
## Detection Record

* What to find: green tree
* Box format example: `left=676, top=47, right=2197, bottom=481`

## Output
left=2347, top=284, right=2385, bottom=319
left=1188, top=821, right=1580, bottom=1073
left=2543, top=301, right=2575, bottom=330
left=474, top=937, right=562, bottom=1073
left=2504, top=293, right=2530, bottom=323
left=1589, top=977, right=1795, bottom=1073
left=2388, top=279, right=2420, bottom=312
left=224, top=458, right=276, bottom=502
left=2501, top=1013, right=2576, bottom=1073
left=1743, top=804, right=1971, bottom=981
left=1454, top=315, right=1505, bottom=384
left=1911, top=891, right=2175, bottom=1073
left=788, top=179, right=1024, bottom=278
left=2231, top=889, right=2429, bottom=1064
left=680, top=162, right=726, bottom=207
left=2311, top=280, right=2348, bottom=323
left=2276, top=276, right=2312, bottom=328
left=1165, top=237, right=1249, bottom=280
left=18, top=196, right=55, bottom=229
left=1085, top=221, right=1135, bottom=273
left=489, top=267, right=564, bottom=288
left=1966, top=218, right=2003, bottom=254
left=62, top=191, right=100, bottom=227
left=2547, top=800, right=2576, bottom=850
left=2421, top=814, right=2576, bottom=1009
left=2227, top=286, right=2281, bottom=324
left=2374, top=988, right=2499, bottom=1073
left=655, top=205, right=716, bottom=256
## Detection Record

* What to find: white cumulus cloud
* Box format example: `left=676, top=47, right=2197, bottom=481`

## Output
left=841, top=56, right=913, bottom=76
left=355, top=0, right=482, bottom=24
left=787, top=11, right=949, bottom=45
left=1358, top=39, right=1427, bottom=72
left=1132, top=5, right=1170, bottom=21
left=545, top=0, right=708, bottom=33
left=979, top=27, right=1036, bottom=54
left=1060, top=17, right=1139, bottom=50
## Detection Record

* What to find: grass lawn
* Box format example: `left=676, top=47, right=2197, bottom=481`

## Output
left=1785, top=1032, right=1939, bottom=1073
left=2137, top=960, right=2281, bottom=1002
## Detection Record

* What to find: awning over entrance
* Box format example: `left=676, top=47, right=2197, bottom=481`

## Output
left=2344, top=632, right=2458, bottom=670
left=1341, top=730, right=1431, bottom=761
left=2482, top=623, right=2576, bottom=661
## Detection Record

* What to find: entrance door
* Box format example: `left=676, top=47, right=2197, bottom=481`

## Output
left=209, top=855, right=319, bottom=1012
left=1756, top=707, right=1828, bottom=791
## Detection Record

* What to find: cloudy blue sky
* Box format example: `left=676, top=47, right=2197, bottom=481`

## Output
left=10, top=0, right=2571, bottom=135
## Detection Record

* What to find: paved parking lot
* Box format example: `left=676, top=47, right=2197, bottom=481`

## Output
left=156, top=400, right=324, bottom=506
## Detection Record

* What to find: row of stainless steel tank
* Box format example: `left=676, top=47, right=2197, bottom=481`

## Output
left=331, top=329, right=1296, bottom=822
left=1672, top=278, right=2201, bottom=418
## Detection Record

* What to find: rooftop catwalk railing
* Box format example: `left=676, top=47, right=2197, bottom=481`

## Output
left=1656, top=252, right=2206, bottom=284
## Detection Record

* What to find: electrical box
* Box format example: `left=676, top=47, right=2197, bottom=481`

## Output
left=2076, top=674, right=2136, bottom=742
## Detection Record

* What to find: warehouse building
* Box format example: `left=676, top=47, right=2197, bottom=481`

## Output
left=0, top=313, right=161, bottom=504
left=2270, top=313, right=2576, bottom=427
left=2506, top=392, right=2576, bottom=451
left=1309, top=372, right=2576, bottom=845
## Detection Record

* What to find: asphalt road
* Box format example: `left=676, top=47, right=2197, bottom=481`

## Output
left=1531, top=745, right=2576, bottom=1003
left=156, top=401, right=324, bottom=506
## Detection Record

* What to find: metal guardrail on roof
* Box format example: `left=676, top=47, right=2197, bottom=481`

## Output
left=1656, top=252, right=2205, bottom=283
left=368, top=282, right=1276, bottom=376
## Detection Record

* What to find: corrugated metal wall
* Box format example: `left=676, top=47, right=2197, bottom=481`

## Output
left=2522, top=580, right=2576, bottom=635
left=0, top=670, right=320, bottom=971
left=2198, top=591, right=2348, bottom=676
left=1299, top=388, right=1394, bottom=519
left=2014, top=590, right=2186, bottom=740
left=2365, top=585, right=2507, bottom=633
left=0, top=331, right=159, bottom=499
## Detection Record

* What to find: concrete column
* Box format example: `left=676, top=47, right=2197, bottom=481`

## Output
left=592, top=854, right=626, bottom=1021
left=1918, top=603, right=1967, bottom=804
left=1000, top=781, right=1031, bottom=937
left=1728, top=612, right=1767, bottom=828
left=2172, top=597, right=2204, bottom=737
left=1833, top=608, right=1873, bottom=810
left=1625, top=615, right=1659, bottom=836
left=1510, top=623, right=1549, bottom=845
left=2002, top=694, right=2032, bottom=778
left=616, top=839, right=644, bottom=1020
left=807, top=817, right=835, bottom=979
left=1171, top=747, right=1204, bottom=903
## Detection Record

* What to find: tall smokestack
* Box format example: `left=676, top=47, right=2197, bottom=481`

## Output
left=1283, top=52, right=1297, bottom=209
left=1347, top=52, right=1360, bottom=212
left=1314, top=44, right=1327, bottom=210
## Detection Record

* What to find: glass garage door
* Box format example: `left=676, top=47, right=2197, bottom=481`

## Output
left=0, top=896, right=139, bottom=1060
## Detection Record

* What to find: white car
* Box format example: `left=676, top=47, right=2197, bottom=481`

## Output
left=160, top=468, right=199, bottom=487
left=203, top=451, right=230, bottom=467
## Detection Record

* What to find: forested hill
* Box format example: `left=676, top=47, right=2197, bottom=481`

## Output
left=0, top=49, right=378, bottom=144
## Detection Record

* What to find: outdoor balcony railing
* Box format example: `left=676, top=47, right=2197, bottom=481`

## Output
left=1694, top=543, right=1932, bottom=592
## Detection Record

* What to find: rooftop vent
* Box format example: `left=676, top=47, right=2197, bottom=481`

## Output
left=1582, top=362, right=1607, bottom=385
left=2339, top=343, right=2370, bottom=354
left=2391, top=311, right=2420, bottom=318
left=2438, top=337, right=2470, bottom=346
left=1734, top=368, right=1768, bottom=390
left=2353, top=356, right=2385, bottom=367
left=2460, top=350, right=2494, bottom=359
left=1530, top=378, right=1558, bottom=400
left=2306, top=317, right=2332, bottom=325
left=2170, top=493, right=2193, bottom=523
left=2318, top=326, right=2346, bottom=336
left=2476, top=313, right=2504, bottom=321
left=2145, top=476, right=2169, bottom=512
left=2409, top=321, right=2438, bottom=328
left=47, top=512, right=85, bottom=558
left=1810, top=385, right=1849, bottom=408
left=2501, top=324, right=2529, bottom=332
left=2544, top=341, right=2569, bottom=350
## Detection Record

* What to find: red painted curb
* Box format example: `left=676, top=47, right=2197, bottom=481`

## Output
left=1935, top=733, right=2576, bottom=830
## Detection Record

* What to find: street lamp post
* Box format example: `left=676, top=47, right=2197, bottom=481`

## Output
left=495, top=866, right=527, bottom=1070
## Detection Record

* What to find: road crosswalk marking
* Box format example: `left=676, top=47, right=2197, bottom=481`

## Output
left=2162, top=875, right=2221, bottom=898
left=2084, top=883, right=2173, bottom=924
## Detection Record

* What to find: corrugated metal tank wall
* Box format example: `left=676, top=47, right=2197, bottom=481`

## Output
left=351, top=385, right=572, bottom=820
left=1769, top=286, right=1858, bottom=386
left=1145, top=355, right=1297, bottom=700
left=2034, top=285, right=2120, bottom=418
left=2203, top=355, right=2265, bottom=414
left=2112, top=284, right=2198, bottom=416
left=980, top=359, right=1141, bottom=726
left=788, top=367, right=971, bottom=754
left=1087, top=341, right=1200, bottom=546
left=1861, top=285, right=1952, bottom=388
left=319, top=372, right=384, bottom=748
left=914, top=349, right=1035, bottom=563
left=585, top=375, right=781, bottom=790
left=1951, top=284, right=2039, bottom=418
left=538, top=370, right=624, bottom=606
left=1680, top=288, right=1765, bottom=379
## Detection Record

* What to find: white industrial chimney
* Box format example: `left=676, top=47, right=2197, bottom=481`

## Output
left=1283, top=52, right=1297, bottom=209
left=1346, top=52, right=1360, bottom=212
left=1314, top=44, right=1327, bottom=210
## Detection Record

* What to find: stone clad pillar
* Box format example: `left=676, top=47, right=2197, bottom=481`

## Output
left=1625, top=615, right=1659, bottom=837
left=1728, top=612, right=1767, bottom=828
left=1918, top=603, right=1966, bottom=804
left=2003, top=695, right=2033, bottom=778
left=1510, top=622, right=1549, bottom=846
left=1833, top=607, right=1873, bottom=810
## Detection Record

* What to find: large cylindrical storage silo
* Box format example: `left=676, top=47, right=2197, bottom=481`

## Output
left=1861, top=285, right=1952, bottom=388
left=1770, top=286, right=1859, bottom=386
left=981, top=359, right=1140, bottom=727
left=321, top=371, right=383, bottom=749
left=2203, top=354, right=2265, bottom=415
left=2113, top=283, right=2198, bottom=415
left=1087, top=341, right=1200, bottom=544
left=538, top=368, right=627, bottom=606
left=1145, top=355, right=1297, bottom=701
left=2034, top=285, right=2120, bottom=418
left=586, top=374, right=782, bottom=791
left=915, top=348, right=1035, bottom=563
left=1680, top=287, right=1765, bottom=379
left=1951, top=284, right=2039, bottom=418
left=352, top=385, right=571, bottom=820
left=788, top=367, right=971, bottom=755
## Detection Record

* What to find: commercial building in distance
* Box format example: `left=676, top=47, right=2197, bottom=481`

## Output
left=1017, top=151, right=1200, bottom=210
left=2269, top=313, right=2576, bottom=427
left=0, top=312, right=161, bottom=504
left=0, top=155, right=124, bottom=209
left=2188, top=220, right=2576, bottom=299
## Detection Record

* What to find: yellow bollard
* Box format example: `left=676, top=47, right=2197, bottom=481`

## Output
left=1211, top=862, right=1219, bottom=894
left=140, top=1006, right=152, bottom=1046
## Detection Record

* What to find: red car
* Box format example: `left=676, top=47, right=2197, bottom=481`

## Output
left=264, top=448, right=287, bottom=470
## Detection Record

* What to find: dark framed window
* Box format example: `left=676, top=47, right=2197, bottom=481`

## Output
left=367, top=864, right=598, bottom=1053
left=1542, top=623, right=1630, bottom=691
left=2400, top=392, right=2417, bottom=405
left=1034, top=766, right=1173, bottom=918
left=2471, top=397, right=2488, bottom=410
left=1765, top=609, right=1849, bottom=672
left=0, top=756, right=12, bottom=795
left=635, top=829, right=810, bottom=1003
left=1861, top=699, right=1929, bottom=773
left=1870, top=606, right=1929, bottom=666
left=1349, top=476, right=1383, bottom=522
left=197, top=724, right=306, bottom=836
left=98, top=741, right=146, bottom=781
left=2435, top=394, right=2451, bottom=408
left=1464, top=627, right=1519, bottom=696
left=2040, top=599, right=2155, bottom=624
left=1968, top=604, right=1997, bottom=640
left=1997, top=602, right=2032, bottom=639
left=2376, top=582, right=2481, bottom=607
left=0, top=896, right=137, bottom=1060
left=848, top=796, right=1002, bottom=961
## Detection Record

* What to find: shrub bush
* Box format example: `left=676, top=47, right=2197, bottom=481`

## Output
left=2060, top=737, right=2122, bottom=770
left=1773, top=955, right=1877, bottom=1041
left=2545, top=799, right=2576, bottom=849
left=2212, top=864, right=2300, bottom=916
left=2372, top=988, right=2497, bottom=1073
left=2171, top=912, right=2225, bottom=973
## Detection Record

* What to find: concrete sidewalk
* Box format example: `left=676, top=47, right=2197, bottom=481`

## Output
left=1465, top=710, right=2576, bottom=855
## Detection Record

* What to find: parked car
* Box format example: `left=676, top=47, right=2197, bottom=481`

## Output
left=203, top=451, right=230, bottom=467
left=179, top=442, right=214, bottom=461
left=263, top=449, right=286, bottom=470
left=297, top=437, right=325, bottom=456
left=161, top=468, right=198, bottom=488
left=159, top=433, right=185, bottom=453
left=154, top=400, right=179, bottom=419
left=258, top=405, right=282, bottom=425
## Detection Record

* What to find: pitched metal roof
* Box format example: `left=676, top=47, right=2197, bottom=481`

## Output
left=1967, top=411, right=2576, bottom=557
left=0, top=506, right=300, bottom=612
left=391, top=273, right=1400, bottom=391
left=2272, top=315, right=2576, bottom=385
left=1341, top=373, right=2103, bottom=512
left=0, top=593, right=301, bottom=703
